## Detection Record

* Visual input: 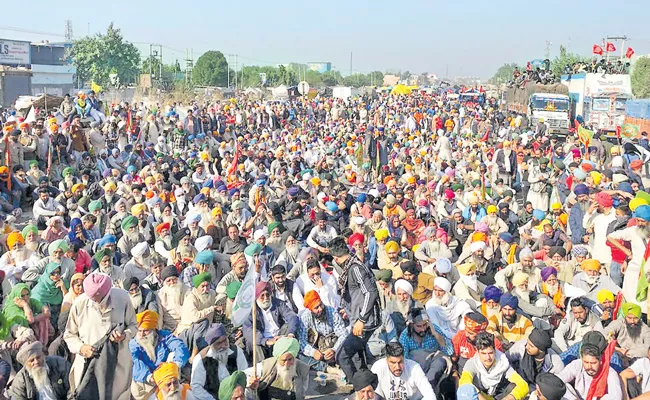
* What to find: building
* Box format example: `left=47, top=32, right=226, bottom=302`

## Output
left=383, top=74, right=400, bottom=86
left=307, top=62, right=332, bottom=73
left=30, top=41, right=76, bottom=96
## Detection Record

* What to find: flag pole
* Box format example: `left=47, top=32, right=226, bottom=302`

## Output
left=252, top=256, right=259, bottom=378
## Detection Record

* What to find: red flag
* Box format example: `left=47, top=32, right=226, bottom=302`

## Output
left=626, top=47, right=635, bottom=59
left=585, top=339, right=617, bottom=400
left=480, top=127, right=490, bottom=142
left=593, top=45, right=604, bottom=55
left=606, top=42, right=616, bottom=52
left=616, top=125, right=621, bottom=139
left=226, top=143, right=240, bottom=177
left=612, top=291, right=624, bottom=320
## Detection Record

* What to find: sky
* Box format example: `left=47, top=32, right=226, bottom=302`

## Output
left=2, top=0, right=650, bottom=79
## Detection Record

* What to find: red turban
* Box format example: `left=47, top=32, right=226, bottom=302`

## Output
left=581, top=163, right=593, bottom=172
left=463, top=312, right=488, bottom=333
left=595, top=192, right=613, bottom=208
left=630, top=160, right=643, bottom=170
left=155, top=222, right=171, bottom=234
left=444, top=189, right=455, bottom=200
left=303, top=290, right=321, bottom=311
left=255, top=281, right=271, bottom=298
left=348, top=233, right=365, bottom=246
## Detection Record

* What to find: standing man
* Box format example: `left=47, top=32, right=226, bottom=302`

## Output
left=328, top=236, right=381, bottom=376
left=64, top=273, right=137, bottom=400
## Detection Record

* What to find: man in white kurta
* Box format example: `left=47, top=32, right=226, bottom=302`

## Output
left=64, top=273, right=137, bottom=400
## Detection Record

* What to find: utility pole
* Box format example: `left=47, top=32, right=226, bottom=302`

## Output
left=604, top=35, right=628, bottom=62
left=65, top=20, right=73, bottom=41
left=545, top=41, right=552, bottom=60
left=185, top=49, right=194, bottom=86
left=234, top=54, right=238, bottom=90
left=350, top=52, right=353, bottom=77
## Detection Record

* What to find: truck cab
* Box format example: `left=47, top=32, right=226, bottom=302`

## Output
left=585, top=92, right=632, bottom=136
left=528, top=93, right=571, bottom=134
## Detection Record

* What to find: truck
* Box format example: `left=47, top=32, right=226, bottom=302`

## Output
left=561, top=73, right=632, bottom=135
left=503, top=83, right=571, bottom=134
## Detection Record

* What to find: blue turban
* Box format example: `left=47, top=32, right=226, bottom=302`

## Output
left=618, top=182, right=634, bottom=194
left=636, top=205, right=650, bottom=222
left=193, top=194, right=206, bottom=204
left=287, top=187, right=299, bottom=197
left=498, top=232, right=514, bottom=244
left=532, top=209, right=546, bottom=221
left=571, top=246, right=589, bottom=257
left=574, top=184, right=589, bottom=195
left=357, top=193, right=367, bottom=203
left=484, top=286, right=503, bottom=303
left=228, top=188, right=239, bottom=196
left=457, top=384, right=479, bottom=400
left=573, top=168, right=587, bottom=180
left=98, top=234, right=116, bottom=247
left=194, top=250, right=214, bottom=265
left=202, top=180, right=214, bottom=189
left=325, top=201, right=339, bottom=213
left=216, top=185, right=227, bottom=192
left=500, top=293, right=519, bottom=309
left=256, top=179, right=266, bottom=187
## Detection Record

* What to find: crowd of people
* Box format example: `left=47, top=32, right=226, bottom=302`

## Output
left=0, top=87, right=648, bottom=400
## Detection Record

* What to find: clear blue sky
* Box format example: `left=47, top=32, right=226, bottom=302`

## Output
left=2, top=0, right=649, bottom=79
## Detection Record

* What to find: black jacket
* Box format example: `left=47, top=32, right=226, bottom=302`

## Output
left=9, top=356, right=71, bottom=400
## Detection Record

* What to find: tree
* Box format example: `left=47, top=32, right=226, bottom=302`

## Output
left=368, top=71, right=384, bottom=86
left=489, top=63, right=519, bottom=84
left=321, top=71, right=342, bottom=86
left=68, top=23, right=140, bottom=87
left=632, top=58, right=650, bottom=98
left=551, top=45, right=589, bottom=77
left=192, top=51, right=229, bottom=87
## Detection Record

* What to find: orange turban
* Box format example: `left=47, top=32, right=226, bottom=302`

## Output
left=7, top=231, right=24, bottom=248
left=152, top=362, right=179, bottom=387
left=155, top=222, right=170, bottom=234
left=581, top=259, right=601, bottom=272
left=464, top=313, right=488, bottom=333
left=136, top=310, right=159, bottom=330
left=472, top=232, right=488, bottom=243
left=303, top=290, right=321, bottom=311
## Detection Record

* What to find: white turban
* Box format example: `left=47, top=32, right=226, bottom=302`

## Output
left=470, top=241, right=487, bottom=253
left=253, top=229, right=267, bottom=241
left=130, top=242, right=149, bottom=258
left=353, top=216, right=366, bottom=225
left=435, top=258, right=452, bottom=274
left=195, top=235, right=213, bottom=252
left=185, top=212, right=201, bottom=225
left=611, top=156, right=624, bottom=168
left=519, top=247, right=534, bottom=259
left=394, top=279, right=413, bottom=295
left=433, top=277, right=452, bottom=293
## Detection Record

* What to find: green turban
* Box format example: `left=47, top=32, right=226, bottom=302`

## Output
left=554, top=160, right=565, bottom=170
left=244, top=243, right=262, bottom=257
left=62, top=167, right=74, bottom=177
left=621, top=303, right=642, bottom=319
left=21, top=224, right=38, bottom=239
left=267, top=222, right=284, bottom=235
left=47, top=239, right=69, bottom=256
left=218, top=371, right=246, bottom=400
left=93, top=248, right=113, bottom=264
left=192, top=272, right=212, bottom=288
left=89, top=200, right=103, bottom=212
left=451, top=183, right=464, bottom=191
left=376, top=269, right=393, bottom=283
left=539, top=157, right=549, bottom=165
left=121, top=215, right=138, bottom=231
left=29, top=160, right=38, bottom=168
left=272, top=337, right=300, bottom=358
left=471, top=180, right=480, bottom=187
left=226, top=281, right=242, bottom=300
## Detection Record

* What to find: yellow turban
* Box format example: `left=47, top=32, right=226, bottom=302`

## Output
left=152, top=362, right=179, bottom=387
left=385, top=241, right=399, bottom=252
left=136, top=310, right=159, bottom=330
left=457, top=262, right=476, bottom=276
left=212, top=206, right=222, bottom=217
left=597, top=290, right=614, bottom=303
left=581, top=259, right=601, bottom=272
left=630, top=197, right=649, bottom=211
left=104, top=182, right=117, bottom=192
left=590, top=171, right=602, bottom=186
left=131, top=203, right=146, bottom=216
left=512, top=271, right=529, bottom=287
left=487, top=205, right=497, bottom=214
left=71, top=183, right=85, bottom=193
left=375, top=229, right=389, bottom=241
left=551, top=202, right=562, bottom=210
left=7, top=231, right=24, bottom=249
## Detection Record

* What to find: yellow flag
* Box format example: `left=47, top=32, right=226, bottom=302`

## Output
left=91, top=81, right=103, bottom=94
left=577, top=124, right=594, bottom=146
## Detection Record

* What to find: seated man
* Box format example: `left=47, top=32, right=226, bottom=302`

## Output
left=129, top=310, right=190, bottom=400
left=292, top=257, right=340, bottom=313
left=126, top=276, right=160, bottom=314
left=215, top=371, right=247, bottom=400
left=554, top=297, right=600, bottom=352
left=181, top=250, right=217, bottom=290
left=157, top=266, right=189, bottom=332
left=215, top=252, right=248, bottom=303
left=529, top=373, right=567, bottom=400
left=620, top=347, right=650, bottom=400
left=494, top=247, right=539, bottom=291
left=269, top=263, right=298, bottom=313
left=246, top=338, right=309, bottom=399
left=558, top=331, right=623, bottom=400
left=425, top=277, right=472, bottom=339
left=385, top=279, right=423, bottom=337
left=347, top=369, right=381, bottom=400
left=371, top=342, right=435, bottom=400
left=487, top=293, right=533, bottom=350
left=592, top=289, right=615, bottom=328
left=509, top=272, right=556, bottom=319
left=244, top=281, right=298, bottom=361
left=459, top=331, right=529, bottom=400
left=601, top=303, right=650, bottom=362
left=191, top=323, right=248, bottom=400
left=297, top=290, right=359, bottom=380
left=572, top=259, right=621, bottom=302
left=177, top=272, right=217, bottom=334
left=9, top=341, right=70, bottom=400
left=152, top=362, right=193, bottom=400
left=453, top=312, right=504, bottom=370
left=505, top=328, right=564, bottom=388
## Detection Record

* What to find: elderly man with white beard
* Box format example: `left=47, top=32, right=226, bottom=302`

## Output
left=152, top=362, right=195, bottom=400
left=414, top=229, right=453, bottom=273
left=22, top=239, right=75, bottom=286
left=0, top=231, right=39, bottom=286
left=181, top=250, right=217, bottom=290
left=277, top=234, right=301, bottom=274
left=572, top=259, right=621, bottom=302
left=129, top=311, right=190, bottom=400
left=123, top=242, right=153, bottom=282
left=508, top=272, right=557, bottom=319
left=157, top=266, right=189, bottom=332
left=186, top=211, right=206, bottom=242
left=190, top=323, right=248, bottom=400
left=126, top=277, right=160, bottom=314
left=9, top=341, right=70, bottom=400
left=456, top=240, right=494, bottom=286
left=494, top=247, right=540, bottom=292
left=118, top=215, right=145, bottom=256
left=170, top=228, right=198, bottom=266
left=154, top=222, right=175, bottom=263
left=245, top=337, right=309, bottom=399
left=425, top=277, right=472, bottom=339
left=452, top=262, right=486, bottom=308
left=177, top=272, right=218, bottom=334
left=385, top=279, right=423, bottom=336
left=132, top=203, right=155, bottom=244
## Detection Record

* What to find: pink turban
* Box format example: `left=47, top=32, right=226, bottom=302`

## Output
left=83, top=273, right=112, bottom=300
left=474, top=222, right=489, bottom=233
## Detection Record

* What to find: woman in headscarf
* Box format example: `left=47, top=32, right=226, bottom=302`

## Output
left=402, top=207, right=425, bottom=249
left=61, top=272, right=85, bottom=315
left=41, top=216, right=68, bottom=242
left=2, top=283, right=51, bottom=344
left=388, top=215, right=406, bottom=247
left=67, top=217, right=89, bottom=245
left=30, top=262, right=68, bottom=329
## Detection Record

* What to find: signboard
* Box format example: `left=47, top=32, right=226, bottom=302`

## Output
left=585, top=74, right=632, bottom=97
left=297, top=81, right=310, bottom=95
left=0, top=39, right=30, bottom=66
left=620, top=123, right=640, bottom=139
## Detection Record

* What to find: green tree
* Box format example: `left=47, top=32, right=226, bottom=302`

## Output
left=551, top=46, right=588, bottom=77
left=69, top=23, right=140, bottom=87
left=489, top=63, right=519, bottom=84
left=631, top=58, right=650, bottom=98
left=192, top=51, right=229, bottom=87
left=368, top=71, right=384, bottom=86
left=321, top=71, right=342, bottom=86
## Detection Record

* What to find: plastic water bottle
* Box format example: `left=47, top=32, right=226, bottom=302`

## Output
left=317, top=371, right=327, bottom=386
